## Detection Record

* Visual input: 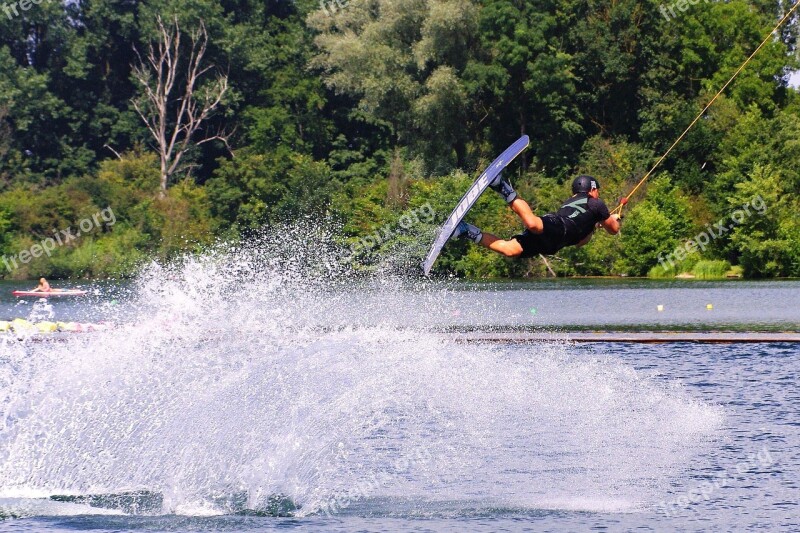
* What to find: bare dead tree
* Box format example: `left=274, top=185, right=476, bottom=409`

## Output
left=104, top=144, right=123, bottom=160
left=132, top=16, right=230, bottom=196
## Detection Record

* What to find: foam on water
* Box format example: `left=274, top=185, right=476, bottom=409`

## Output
left=0, top=227, right=724, bottom=518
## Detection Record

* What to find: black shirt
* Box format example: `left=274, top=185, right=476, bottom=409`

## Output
left=554, top=193, right=611, bottom=246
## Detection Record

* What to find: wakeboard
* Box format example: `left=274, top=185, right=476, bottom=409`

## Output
left=422, top=135, right=530, bottom=275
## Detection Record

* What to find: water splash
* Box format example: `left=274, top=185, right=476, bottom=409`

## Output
left=27, top=299, right=55, bottom=323
left=0, top=226, right=723, bottom=517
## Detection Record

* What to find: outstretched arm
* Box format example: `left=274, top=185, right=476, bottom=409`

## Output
left=600, top=214, right=621, bottom=235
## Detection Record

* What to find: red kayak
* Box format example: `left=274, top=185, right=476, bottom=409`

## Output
left=13, top=290, right=87, bottom=298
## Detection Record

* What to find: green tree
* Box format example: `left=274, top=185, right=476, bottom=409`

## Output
left=615, top=175, right=693, bottom=276
left=727, top=165, right=800, bottom=277
left=471, top=0, right=582, bottom=173
left=307, top=0, right=481, bottom=172
left=206, top=150, right=335, bottom=231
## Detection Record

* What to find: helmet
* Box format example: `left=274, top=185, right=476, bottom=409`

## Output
left=572, top=175, right=599, bottom=194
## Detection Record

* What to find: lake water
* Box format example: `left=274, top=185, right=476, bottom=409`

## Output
left=0, top=249, right=798, bottom=532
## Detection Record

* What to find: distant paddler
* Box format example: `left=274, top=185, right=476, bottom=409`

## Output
left=30, top=278, right=60, bottom=293
left=13, top=279, right=87, bottom=298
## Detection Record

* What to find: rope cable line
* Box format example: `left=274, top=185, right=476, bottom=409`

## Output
left=612, top=0, right=800, bottom=216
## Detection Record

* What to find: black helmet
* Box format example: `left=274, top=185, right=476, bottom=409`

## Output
left=572, top=175, right=599, bottom=194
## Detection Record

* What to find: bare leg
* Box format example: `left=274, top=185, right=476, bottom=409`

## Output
left=509, top=197, right=544, bottom=234
left=478, top=233, right=523, bottom=258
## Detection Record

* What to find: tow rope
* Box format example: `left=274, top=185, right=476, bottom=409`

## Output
left=612, top=0, right=800, bottom=216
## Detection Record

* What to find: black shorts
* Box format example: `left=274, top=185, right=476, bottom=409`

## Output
left=511, top=215, right=568, bottom=258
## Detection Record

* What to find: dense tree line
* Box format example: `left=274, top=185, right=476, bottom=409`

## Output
left=0, top=0, right=798, bottom=279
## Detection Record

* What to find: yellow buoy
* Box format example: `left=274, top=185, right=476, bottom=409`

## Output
left=707, top=304, right=714, bottom=310
left=11, top=318, right=33, bottom=332
left=35, top=322, right=58, bottom=333
left=657, top=305, right=665, bottom=312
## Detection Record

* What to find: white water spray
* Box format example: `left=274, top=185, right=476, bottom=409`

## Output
left=0, top=228, right=723, bottom=517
